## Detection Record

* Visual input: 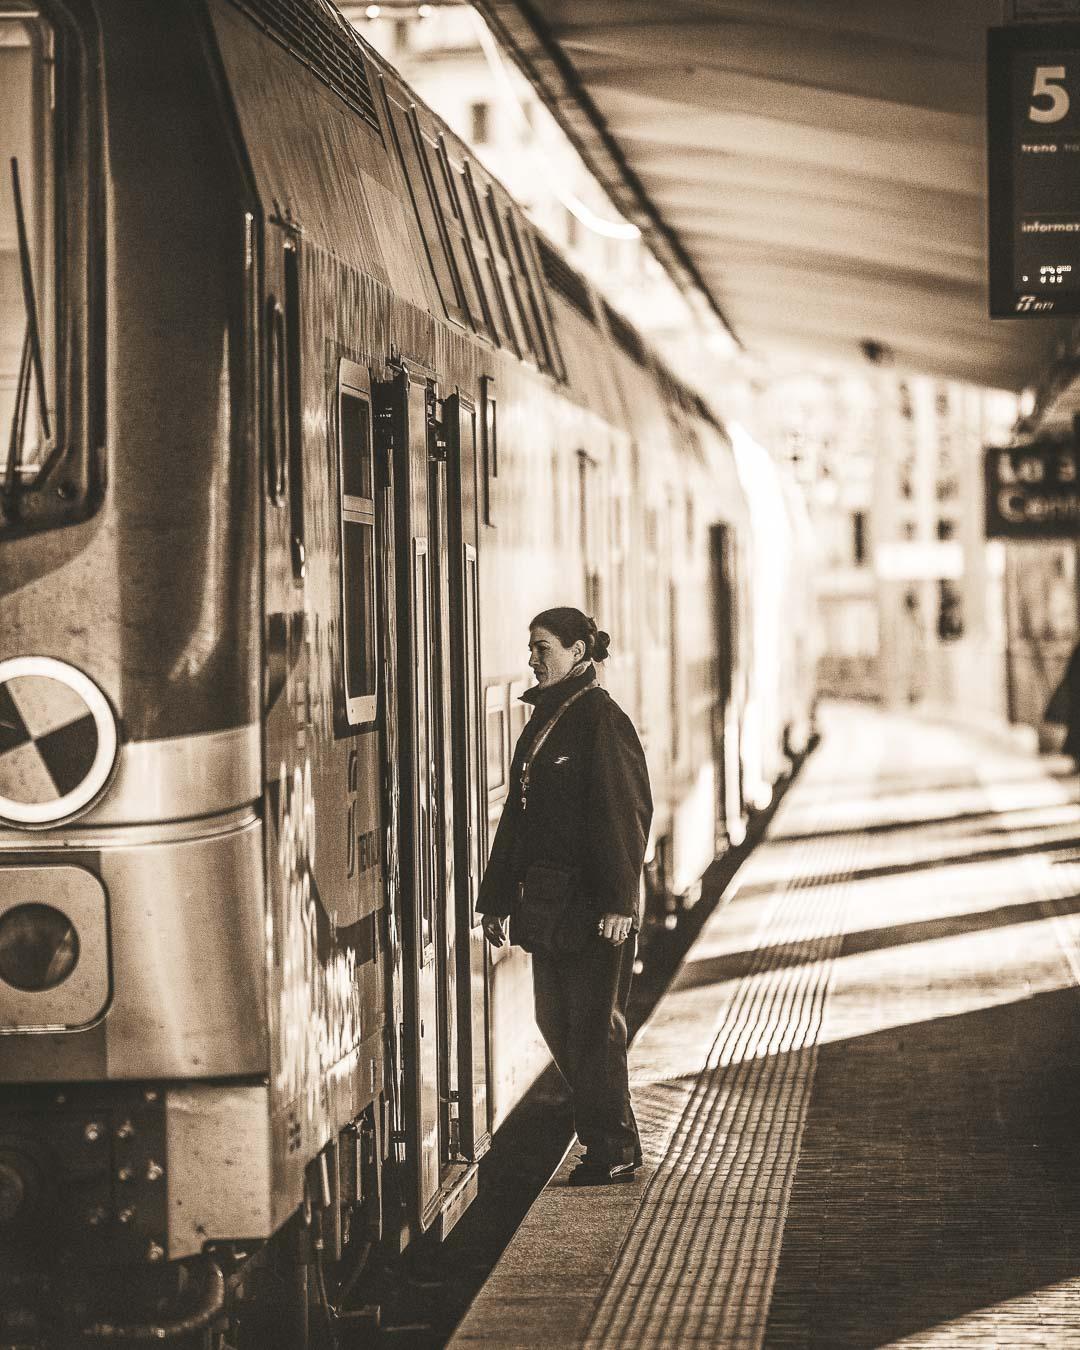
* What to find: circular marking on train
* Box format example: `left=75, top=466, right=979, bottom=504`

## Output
left=0, top=658, right=118, bottom=827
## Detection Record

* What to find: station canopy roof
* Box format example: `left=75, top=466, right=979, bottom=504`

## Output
left=472, top=0, right=1073, bottom=392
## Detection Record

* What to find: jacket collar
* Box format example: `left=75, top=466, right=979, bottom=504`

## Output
left=520, top=662, right=596, bottom=712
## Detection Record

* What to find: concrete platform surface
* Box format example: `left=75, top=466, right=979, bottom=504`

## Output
left=449, top=702, right=1080, bottom=1348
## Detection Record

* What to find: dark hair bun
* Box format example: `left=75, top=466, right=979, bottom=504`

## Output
left=531, top=606, right=613, bottom=661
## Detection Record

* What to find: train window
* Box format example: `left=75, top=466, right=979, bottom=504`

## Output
left=1, top=7, right=56, bottom=487
left=936, top=475, right=959, bottom=502
left=410, top=540, right=434, bottom=961
left=938, top=579, right=964, bottom=642
left=339, top=364, right=377, bottom=727
left=382, top=84, right=467, bottom=328
left=266, top=300, right=287, bottom=504
left=669, top=582, right=681, bottom=763
left=481, top=377, right=497, bottom=527
left=612, top=493, right=629, bottom=639
left=572, top=453, right=591, bottom=564
left=284, top=243, right=305, bottom=581
left=512, top=218, right=565, bottom=380
left=502, top=208, right=554, bottom=372
left=465, top=552, right=485, bottom=884
left=853, top=510, right=867, bottom=564
left=461, top=161, right=517, bottom=353
left=578, top=450, right=601, bottom=616
left=414, top=541, right=434, bottom=954
left=425, top=134, right=491, bottom=340
left=644, top=508, right=660, bottom=642
left=551, top=451, right=563, bottom=548
left=485, top=685, right=507, bottom=796
left=509, top=679, right=529, bottom=747
left=483, top=188, right=532, bottom=360
left=341, top=391, right=373, bottom=499
left=470, top=100, right=490, bottom=146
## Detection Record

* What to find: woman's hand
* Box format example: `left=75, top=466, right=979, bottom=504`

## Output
left=597, top=912, right=633, bottom=945
left=481, top=915, right=508, bottom=948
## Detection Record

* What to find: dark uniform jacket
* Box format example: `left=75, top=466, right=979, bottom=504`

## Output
left=476, top=665, right=653, bottom=926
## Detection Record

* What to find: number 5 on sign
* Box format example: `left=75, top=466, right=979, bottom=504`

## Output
left=1030, top=65, right=1070, bottom=123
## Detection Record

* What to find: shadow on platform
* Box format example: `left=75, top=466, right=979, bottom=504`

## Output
left=674, top=892, right=1080, bottom=992
left=771, top=797, right=1080, bottom=847
left=762, top=982, right=1080, bottom=1347
left=735, top=831, right=1080, bottom=901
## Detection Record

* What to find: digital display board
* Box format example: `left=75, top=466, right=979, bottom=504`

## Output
left=984, top=440, right=1080, bottom=536
left=988, top=23, right=1080, bottom=316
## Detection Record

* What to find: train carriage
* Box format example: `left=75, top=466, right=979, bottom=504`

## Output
left=0, top=1, right=815, bottom=1343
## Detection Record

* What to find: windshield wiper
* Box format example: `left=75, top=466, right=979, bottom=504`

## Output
left=3, top=156, right=54, bottom=524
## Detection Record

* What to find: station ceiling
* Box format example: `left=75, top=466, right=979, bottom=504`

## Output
left=472, top=0, right=1073, bottom=392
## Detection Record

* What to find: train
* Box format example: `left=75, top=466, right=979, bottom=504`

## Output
left=0, top=1, right=816, bottom=1344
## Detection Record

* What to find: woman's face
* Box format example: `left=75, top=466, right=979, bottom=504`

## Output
left=529, top=626, right=583, bottom=688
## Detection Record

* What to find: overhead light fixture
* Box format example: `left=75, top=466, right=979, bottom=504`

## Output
left=365, top=4, right=381, bottom=17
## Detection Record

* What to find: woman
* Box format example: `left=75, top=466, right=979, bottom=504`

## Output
left=478, top=608, right=653, bottom=1185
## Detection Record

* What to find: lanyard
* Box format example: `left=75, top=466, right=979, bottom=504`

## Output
left=518, top=684, right=593, bottom=813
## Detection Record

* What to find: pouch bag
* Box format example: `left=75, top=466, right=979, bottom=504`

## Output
left=512, top=864, right=592, bottom=954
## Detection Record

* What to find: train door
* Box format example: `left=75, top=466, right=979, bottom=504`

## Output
left=374, top=365, right=487, bottom=1237
left=444, top=393, right=490, bottom=1163
left=709, top=524, right=743, bottom=847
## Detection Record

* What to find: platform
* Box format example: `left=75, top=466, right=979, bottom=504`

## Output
left=449, top=701, right=1080, bottom=1348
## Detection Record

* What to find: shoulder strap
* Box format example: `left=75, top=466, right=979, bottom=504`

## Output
left=518, top=683, right=594, bottom=812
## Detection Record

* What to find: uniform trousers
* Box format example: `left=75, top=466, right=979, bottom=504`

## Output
left=531, top=933, right=641, bottom=1167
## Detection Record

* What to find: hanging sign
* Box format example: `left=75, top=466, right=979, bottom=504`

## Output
left=984, top=440, right=1080, bottom=536
left=988, top=23, right=1080, bottom=316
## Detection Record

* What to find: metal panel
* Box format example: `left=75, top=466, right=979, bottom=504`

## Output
left=0, top=817, right=267, bottom=1080
left=226, top=0, right=382, bottom=133
left=165, top=1082, right=273, bottom=1259
left=75, top=724, right=260, bottom=827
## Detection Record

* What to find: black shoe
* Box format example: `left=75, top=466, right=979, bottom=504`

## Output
left=567, top=1159, right=638, bottom=1186
left=577, top=1146, right=642, bottom=1167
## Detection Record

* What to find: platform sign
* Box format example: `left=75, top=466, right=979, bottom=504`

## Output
left=985, top=440, right=1080, bottom=537
left=988, top=24, right=1080, bottom=316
